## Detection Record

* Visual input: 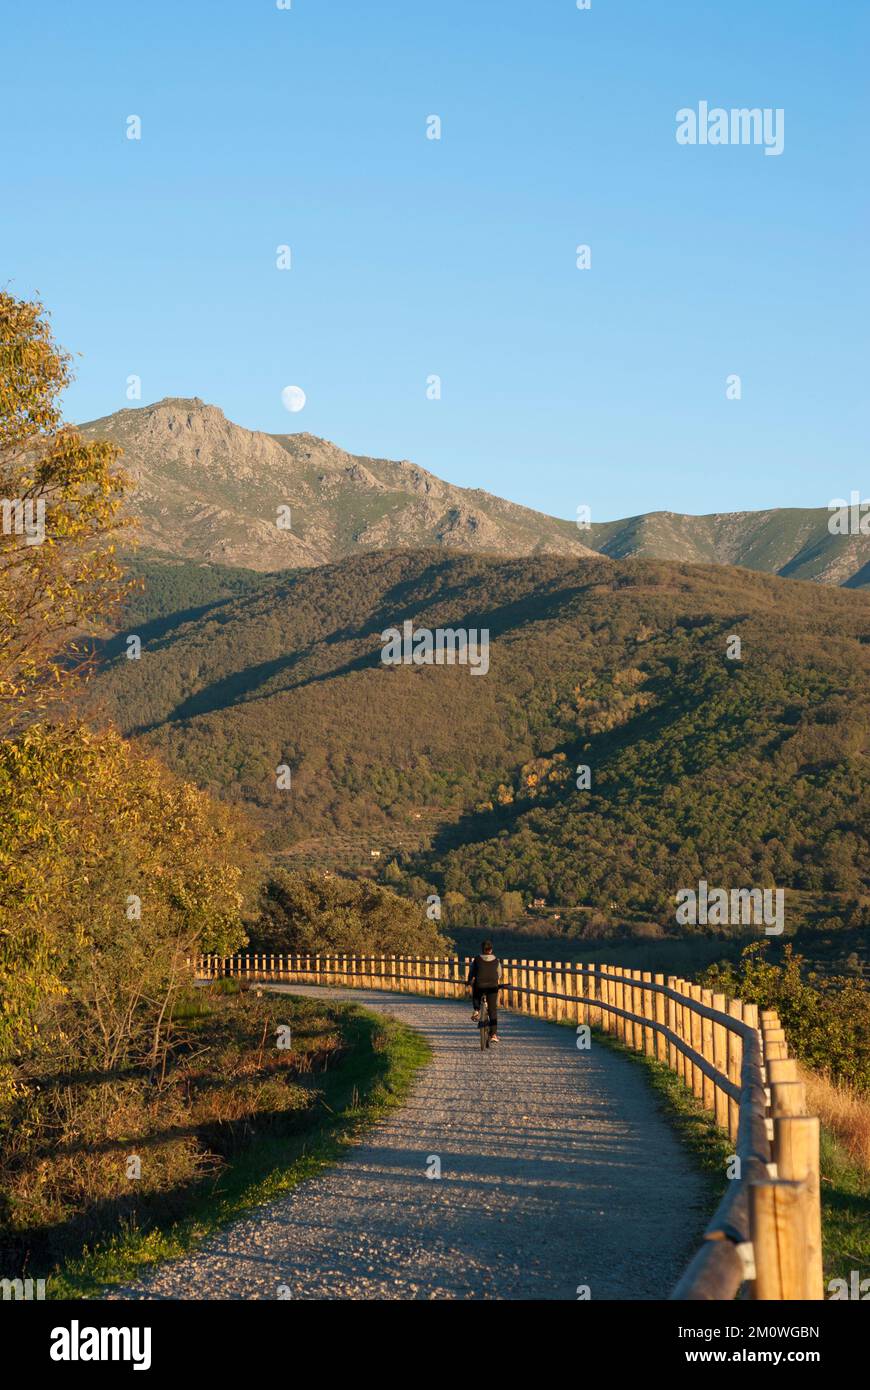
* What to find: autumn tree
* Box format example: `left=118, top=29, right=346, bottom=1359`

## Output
left=0, top=291, right=131, bottom=725
left=0, top=724, right=252, bottom=1105
left=0, top=297, right=256, bottom=1109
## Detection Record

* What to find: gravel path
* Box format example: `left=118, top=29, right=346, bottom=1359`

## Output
left=111, top=986, right=710, bottom=1300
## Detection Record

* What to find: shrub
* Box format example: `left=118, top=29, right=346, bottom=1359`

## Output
left=254, top=869, right=452, bottom=956
left=699, top=943, right=870, bottom=1093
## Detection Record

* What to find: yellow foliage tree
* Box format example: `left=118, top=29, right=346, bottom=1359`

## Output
left=0, top=724, right=251, bottom=1103
left=0, top=292, right=131, bottom=726
left=0, top=296, right=255, bottom=1110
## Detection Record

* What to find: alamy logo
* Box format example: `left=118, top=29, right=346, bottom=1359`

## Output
left=1, top=497, right=46, bottom=545
left=827, top=1270, right=870, bottom=1299
left=675, top=880, right=784, bottom=935
left=675, top=102, right=784, bottom=156
left=380, top=620, right=490, bottom=676
left=50, top=1320, right=151, bottom=1371
left=1, top=1277, right=46, bottom=1300
left=828, top=492, right=870, bottom=536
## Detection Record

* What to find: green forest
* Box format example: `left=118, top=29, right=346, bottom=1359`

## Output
left=88, top=548, right=870, bottom=936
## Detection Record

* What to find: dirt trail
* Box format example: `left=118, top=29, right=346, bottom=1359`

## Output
left=112, top=986, right=710, bottom=1300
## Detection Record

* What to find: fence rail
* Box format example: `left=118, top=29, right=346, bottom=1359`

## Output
left=187, top=951, right=823, bottom=1301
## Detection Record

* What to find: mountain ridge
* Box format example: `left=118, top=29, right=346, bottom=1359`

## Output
left=80, top=396, right=869, bottom=586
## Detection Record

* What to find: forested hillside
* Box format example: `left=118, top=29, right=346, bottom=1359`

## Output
left=88, top=549, right=870, bottom=933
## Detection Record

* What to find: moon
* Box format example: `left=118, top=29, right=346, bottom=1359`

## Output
left=281, top=384, right=306, bottom=413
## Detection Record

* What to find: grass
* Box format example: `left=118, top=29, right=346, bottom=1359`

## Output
left=801, top=1067, right=870, bottom=1289
left=24, top=990, right=429, bottom=1298
left=802, top=1067, right=870, bottom=1171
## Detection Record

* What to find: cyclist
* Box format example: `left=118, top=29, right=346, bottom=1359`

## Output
left=467, top=939, right=501, bottom=1044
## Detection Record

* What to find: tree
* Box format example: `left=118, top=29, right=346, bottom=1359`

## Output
left=255, top=869, right=451, bottom=955
left=0, top=724, right=252, bottom=1103
left=498, top=890, right=525, bottom=923
left=0, top=292, right=131, bottom=726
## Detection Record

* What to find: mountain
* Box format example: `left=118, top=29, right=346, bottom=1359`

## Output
left=590, top=509, right=870, bottom=588
left=86, top=549, right=870, bottom=932
left=80, top=397, right=869, bottom=586
left=79, top=397, right=596, bottom=571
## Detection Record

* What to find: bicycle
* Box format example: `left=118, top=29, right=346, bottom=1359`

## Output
left=477, top=991, right=494, bottom=1050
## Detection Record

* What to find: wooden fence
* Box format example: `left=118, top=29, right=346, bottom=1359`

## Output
left=188, top=951, right=823, bottom=1301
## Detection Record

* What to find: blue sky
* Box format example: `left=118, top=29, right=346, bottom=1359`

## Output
left=2, top=0, right=866, bottom=522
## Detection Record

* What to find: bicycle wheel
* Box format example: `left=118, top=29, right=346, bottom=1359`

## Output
left=479, top=997, right=489, bottom=1050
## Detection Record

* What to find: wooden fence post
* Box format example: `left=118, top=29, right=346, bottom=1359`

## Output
left=639, top=970, right=649, bottom=1051
left=605, top=967, right=619, bottom=1045
left=636, top=978, right=650, bottom=1050
left=689, top=985, right=704, bottom=1101
left=666, top=976, right=678, bottom=1070
left=621, top=968, right=631, bottom=1044
left=622, top=967, right=636, bottom=1050
left=711, top=992, right=729, bottom=1132
left=749, top=1179, right=809, bottom=1300
left=547, top=967, right=561, bottom=1023
left=766, top=1059, right=797, bottom=1089
left=653, top=973, right=666, bottom=1062
left=670, top=978, right=682, bottom=1079
left=726, top=998, right=743, bottom=1142
left=773, top=1115, right=823, bottom=1300
left=587, top=964, right=596, bottom=1031
left=626, top=970, right=637, bottom=1049
left=681, top=981, right=693, bottom=1091
left=770, top=1081, right=806, bottom=1118
left=579, top=964, right=589, bottom=1028
left=568, top=963, right=579, bottom=1027
left=701, top=988, right=715, bottom=1112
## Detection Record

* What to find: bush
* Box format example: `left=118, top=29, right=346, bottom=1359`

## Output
left=253, top=869, right=452, bottom=956
left=699, top=943, right=870, bottom=1093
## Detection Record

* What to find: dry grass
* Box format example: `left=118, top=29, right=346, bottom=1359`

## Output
left=801, top=1065, right=870, bottom=1173
left=0, top=989, right=345, bottom=1273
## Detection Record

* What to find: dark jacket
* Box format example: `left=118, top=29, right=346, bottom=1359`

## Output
left=467, top=953, right=501, bottom=989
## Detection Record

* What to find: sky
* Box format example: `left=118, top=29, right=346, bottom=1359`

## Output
left=1, top=0, right=867, bottom=523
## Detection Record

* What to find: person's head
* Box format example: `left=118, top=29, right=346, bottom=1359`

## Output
left=481, top=939, right=493, bottom=954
